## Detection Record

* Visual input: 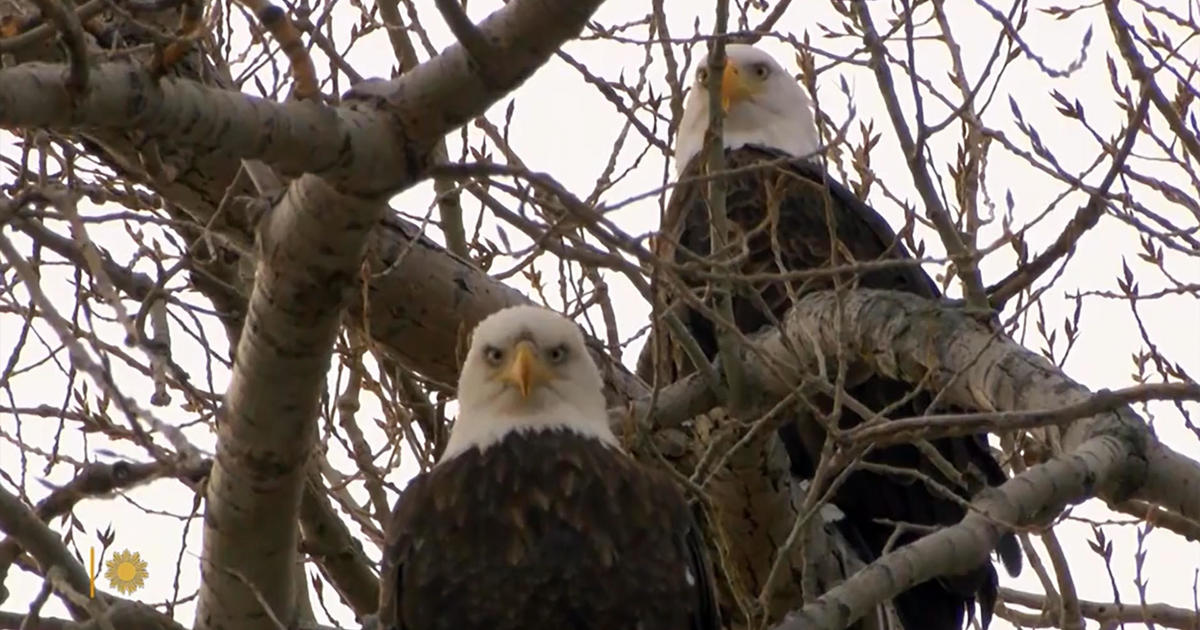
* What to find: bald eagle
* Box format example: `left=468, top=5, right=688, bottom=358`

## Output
left=378, top=306, right=720, bottom=630
left=645, top=44, right=1023, bottom=630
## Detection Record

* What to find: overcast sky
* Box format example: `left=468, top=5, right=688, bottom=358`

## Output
left=1, top=1, right=1197, bottom=628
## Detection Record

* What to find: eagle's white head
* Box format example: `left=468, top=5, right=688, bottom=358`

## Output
left=674, top=43, right=821, bottom=174
left=439, top=305, right=616, bottom=463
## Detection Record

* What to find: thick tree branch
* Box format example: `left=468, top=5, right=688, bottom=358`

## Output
left=352, top=215, right=648, bottom=402
left=0, top=63, right=405, bottom=193
left=748, top=291, right=1200, bottom=509
left=2, top=1, right=632, bottom=406
left=776, top=434, right=1134, bottom=630
left=639, top=288, right=1193, bottom=629
left=298, top=470, right=380, bottom=617
left=1136, top=441, right=1200, bottom=528
left=2, top=7, right=1190, bottom=624
left=338, top=0, right=609, bottom=152
left=0, top=485, right=105, bottom=620
left=195, top=177, right=387, bottom=629
left=180, top=0, right=611, bottom=625
left=0, top=460, right=210, bottom=592
left=617, top=288, right=1196, bottom=628
left=0, top=0, right=609, bottom=195
left=740, top=292, right=1138, bottom=453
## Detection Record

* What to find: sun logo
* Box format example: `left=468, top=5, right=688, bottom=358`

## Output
left=103, top=549, right=149, bottom=594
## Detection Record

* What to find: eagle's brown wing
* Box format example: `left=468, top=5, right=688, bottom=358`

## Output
left=376, top=471, right=428, bottom=630
left=643, top=145, right=1021, bottom=630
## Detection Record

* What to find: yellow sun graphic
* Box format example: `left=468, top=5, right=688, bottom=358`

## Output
left=103, top=549, right=149, bottom=594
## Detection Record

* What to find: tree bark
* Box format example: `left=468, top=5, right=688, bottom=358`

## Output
left=2, top=2, right=1197, bottom=629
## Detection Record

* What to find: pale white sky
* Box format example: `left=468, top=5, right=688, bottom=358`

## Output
left=1, top=1, right=1197, bottom=629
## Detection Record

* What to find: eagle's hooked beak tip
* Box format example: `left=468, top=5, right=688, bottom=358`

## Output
left=720, top=63, right=745, bottom=113
left=500, top=340, right=546, bottom=399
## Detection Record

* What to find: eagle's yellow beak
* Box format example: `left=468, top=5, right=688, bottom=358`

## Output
left=499, top=340, right=552, bottom=399
left=721, top=63, right=755, bottom=112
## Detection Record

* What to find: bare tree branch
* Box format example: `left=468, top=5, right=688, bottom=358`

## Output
left=194, top=176, right=387, bottom=629
left=0, top=484, right=105, bottom=620
left=851, top=0, right=989, bottom=310
left=777, top=433, right=1138, bottom=630
left=298, top=469, right=379, bottom=616
left=999, top=586, right=1200, bottom=629
left=1, top=2, right=1196, bottom=629
left=1105, top=0, right=1200, bottom=163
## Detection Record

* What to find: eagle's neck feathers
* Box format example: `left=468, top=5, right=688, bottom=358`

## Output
left=438, top=400, right=618, bottom=464
left=674, top=74, right=820, bottom=173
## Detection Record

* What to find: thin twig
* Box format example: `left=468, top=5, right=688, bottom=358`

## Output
left=748, top=0, right=793, bottom=40
left=0, top=0, right=105, bottom=53
left=1040, top=528, right=1085, bottom=630
left=1000, top=587, right=1200, bottom=629
left=845, top=382, right=1200, bottom=447
left=852, top=0, right=990, bottom=310
left=703, top=0, right=748, bottom=411
left=988, top=89, right=1151, bottom=308
left=1105, top=0, right=1200, bottom=160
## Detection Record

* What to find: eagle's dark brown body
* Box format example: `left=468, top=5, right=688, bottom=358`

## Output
left=378, top=428, right=719, bottom=630
left=647, top=145, right=1021, bottom=630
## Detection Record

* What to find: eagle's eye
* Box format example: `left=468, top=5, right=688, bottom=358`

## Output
left=695, top=67, right=709, bottom=84
left=752, top=63, right=770, bottom=79
left=483, top=346, right=504, bottom=365
left=546, top=345, right=569, bottom=364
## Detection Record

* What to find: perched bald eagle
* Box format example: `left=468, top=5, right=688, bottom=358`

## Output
left=378, top=305, right=720, bottom=630
left=644, top=44, right=1023, bottom=630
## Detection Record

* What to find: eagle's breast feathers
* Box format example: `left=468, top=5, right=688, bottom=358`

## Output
left=379, top=428, right=718, bottom=630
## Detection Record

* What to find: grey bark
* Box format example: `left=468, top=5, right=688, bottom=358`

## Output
left=1, top=2, right=1197, bottom=629
left=2, top=0, right=615, bottom=627
left=196, top=177, right=387, bottom=629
